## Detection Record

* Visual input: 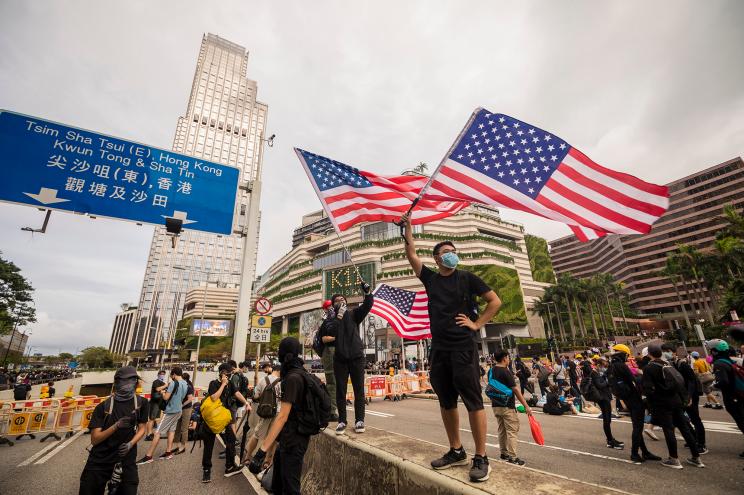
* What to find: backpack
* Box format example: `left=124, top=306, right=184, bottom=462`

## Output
left=537, top=365, right=550, bottom=382
left=580, top=375, right=600, bottom=402
left=290, top=369, right=331, bottom=436
left=256, top=376, right=281, bottom=419
left=719, top=358, right=744, bottom=399
left=199, top=395, right=232, bottom=434
left=237, top=373, right=250, bottom=400
left=607, top=364, right=633, bottom=400
left=485, top=368, right=514, bottom=407
left=312, top=329, right=325, bottom=357
left=13, top=383, right=28, bottom=401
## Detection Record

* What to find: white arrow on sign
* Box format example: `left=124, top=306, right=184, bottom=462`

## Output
left=161, top=210, right=197, bottom=225
left=23, top=187, right=70, bottom=205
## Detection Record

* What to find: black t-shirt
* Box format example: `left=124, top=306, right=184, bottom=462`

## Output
left=419, top=266, right=491, bottom=351
left=151, top=378, right=165, bottom=404
left=489, top=365, right=516, bottom=409
left=86, top=396, right=150, bottom=469
left=319, top=318, right=337, bottom=347
left=208, top=379, right=236, bottom=408
left=182, top=382, right=195, bottom=408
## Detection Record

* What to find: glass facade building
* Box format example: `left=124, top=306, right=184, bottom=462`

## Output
left=128, top=34, right=267, bottom=353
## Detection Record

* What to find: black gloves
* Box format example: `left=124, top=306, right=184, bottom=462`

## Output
left=115, top=416, right=133, bottom=430
left=248, top=448, right=267, bottom=474
left=360, top=281, right=371, bottom=294
left=117, top=442, right=132, bottom=458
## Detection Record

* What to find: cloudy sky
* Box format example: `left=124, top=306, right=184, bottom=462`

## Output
left=1, top=1, right=742, bottom=355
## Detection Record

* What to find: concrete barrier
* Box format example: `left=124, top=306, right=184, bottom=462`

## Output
left=298, top=426, right=631, bottom=495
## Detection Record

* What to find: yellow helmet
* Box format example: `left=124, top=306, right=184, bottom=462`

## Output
left=612, top=344, right=631, bottom=355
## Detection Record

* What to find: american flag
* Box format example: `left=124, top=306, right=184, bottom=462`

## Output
left=295, top=148, right=469, bottom=232
left=426, top=109, right=670, bottom=241
left=370, top=283, right=431, bottom=340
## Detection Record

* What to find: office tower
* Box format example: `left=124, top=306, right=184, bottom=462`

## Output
left=129, top=33, right=267, bottom=353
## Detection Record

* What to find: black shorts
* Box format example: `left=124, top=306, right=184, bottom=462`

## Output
left=79, top=463, right=138, bottom=495
left=429, top=348, right=484, bottom=412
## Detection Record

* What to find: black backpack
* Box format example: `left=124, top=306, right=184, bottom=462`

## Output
left=237, top=373, right=249, bottom=400
left=291, top=369, right=331, bottom=436
left=312, top=329, right=325, bottom=357
left=580, top=374, right=600, bottom=402
left=607, top=364, right=633, bottom=400
left=256, top=376, right=281, bottom=419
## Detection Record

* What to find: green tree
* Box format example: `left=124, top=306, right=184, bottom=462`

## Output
left=58, top=352, right=74, bottom=361
left=79, top=346, right=115, bottom=368
left=0, top=252, right=36, bottom=335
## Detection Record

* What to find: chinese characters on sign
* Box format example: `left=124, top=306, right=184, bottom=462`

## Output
left=0, top=110, right=240, bottom=234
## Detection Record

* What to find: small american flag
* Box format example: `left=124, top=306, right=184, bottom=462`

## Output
left=370, top=283, right=431, bottom=340
left=426, top=109, right=670, bottom=241
left=295, top=148, right=468, bottom=232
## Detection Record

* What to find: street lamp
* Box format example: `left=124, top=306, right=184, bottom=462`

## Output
left=172, top=265, right=241, bottom=385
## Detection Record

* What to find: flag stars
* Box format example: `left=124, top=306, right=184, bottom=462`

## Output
left=544, top=135, right=552, bottom=141
left=491, top=154, right=497, bottom=160
left=478, top=123, right=485, bottom=129
left=536, top=146, right=543, bottom=153
left=528, top=188, right=535, bottom=194
left=528, top=157, right=535, bottom=163
left=499, top=116, right=505, bottom=123
left=517, top=158, right=524, bottom=165
left=506, top=160, right=513, bottom=166
left=548, top=145, right=555, bottom=151
left=528, top=128, right=535, bottom=134
left=535, top=176, right=542, bottom=183
left=488, top=146, right=494, bottom=152
left=532, top=167, right=539, bottom=173
left=521, top=139, right=527, bottom=145
left=464, top=144, right=471, bottom=150
left=483, top=165, right=490, bottom=171
left=467, top=152, right=473, bottom=158
left=509, top=169, right=516, bottom=176
left=532, top=137, right=540, bottom=143
left=506, top=132, right=512, bottom=138
left=524, top=177, right=531, bottom=184
left=502, top=151, right=509, bottom=158
left=498, top=171, right=505, bottom=178
left=551, top=155, right=558, bottom=161
left=509, top=140, right=516, bottom=147
left=520, top=168, right=527, bottom=174
left=513, top=179, right=520, bottom=185
left=543, top=165, right=550, bottom=171
left=560, top=143, right=567, bottom=150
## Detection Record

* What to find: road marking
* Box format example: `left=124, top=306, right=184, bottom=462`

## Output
left=462, top=428, right=636, bottom=465
left=347, top=407, right=394, bottom=418
left=18, top=439, right=61, bottom=467
left=369, top=426, right=637, bottom=495
left=35, top=430, right=85, bottom=464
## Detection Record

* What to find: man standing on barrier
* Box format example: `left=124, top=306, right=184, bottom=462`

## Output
left=400, top=213, right=502, bottom=483
left=79, top=366, right=149, bottom=495
left=328, top=281, right=373, bottom=435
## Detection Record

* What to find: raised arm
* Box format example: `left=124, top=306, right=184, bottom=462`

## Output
left=401, top=214, right=423, bottom=277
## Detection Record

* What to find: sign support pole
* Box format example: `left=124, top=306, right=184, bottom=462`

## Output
left=254, top=343, right=261, bottom=387
left=232, top=132, right=266, bottom=363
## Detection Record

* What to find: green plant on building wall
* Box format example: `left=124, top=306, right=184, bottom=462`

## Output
left=525, top=234, right=556, bottom=284
left=457, top=264, right=528, bottom=325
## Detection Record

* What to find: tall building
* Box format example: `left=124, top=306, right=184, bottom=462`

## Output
left=549, top=156, right=744, bottom=320
left=128, top=34, right=267, bottom=355
left=257, top=204, right=552, bottom=358
left=109, top=304, right=137, bottom=356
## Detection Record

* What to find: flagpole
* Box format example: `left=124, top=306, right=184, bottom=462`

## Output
left=394, top=107, right=483, bottom=241
left=294, top=147, right=367, bottom=284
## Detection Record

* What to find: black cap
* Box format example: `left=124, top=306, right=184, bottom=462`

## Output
left=114, top=366, right=140, bottom=381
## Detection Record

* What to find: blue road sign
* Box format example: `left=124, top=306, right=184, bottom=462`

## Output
left=0, top=110, right=240, bottom=235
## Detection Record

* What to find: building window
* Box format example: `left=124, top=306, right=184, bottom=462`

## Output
left=313, top=250, right=350, bottom=269
left=360, top=221, right=416, bottom=241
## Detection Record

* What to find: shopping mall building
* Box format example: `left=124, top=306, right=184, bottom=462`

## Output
left=256, top=205, right=554, bottom=361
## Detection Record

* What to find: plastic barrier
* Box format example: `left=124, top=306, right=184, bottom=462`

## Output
left=336, top=373, right=434, bottom=405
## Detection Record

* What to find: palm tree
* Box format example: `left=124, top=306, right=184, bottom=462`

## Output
left=543, top=286, right=567, bottom=341
left=556, top=274, right=579, bottom=340
left=596, top=273, right=618, bottom=336
left=532, top=296, right=555, bottom=340
left=579, top=278, right=599, bottom=338
left=660, top=255, right=692, bottom=329
left=676, top=245, right=715, bottom=324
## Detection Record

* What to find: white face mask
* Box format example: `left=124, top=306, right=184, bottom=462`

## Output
left=662, top=351, right=674, bottom=361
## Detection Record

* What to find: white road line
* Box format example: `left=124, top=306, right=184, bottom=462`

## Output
left=368, top=426, right=637, bottom=495
left=35, top=430, right=85, bottom=465
left=347, top=407, right=394, bottom=418
left=462, top=428, right=636, bottom=465
left=18, top=439, right=61, bottom=467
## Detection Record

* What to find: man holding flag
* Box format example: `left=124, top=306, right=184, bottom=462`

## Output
left=400, top=213, right=501, bottom=483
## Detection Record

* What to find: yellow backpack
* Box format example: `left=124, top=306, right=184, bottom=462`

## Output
left=199, top=396, right=232, bottom=434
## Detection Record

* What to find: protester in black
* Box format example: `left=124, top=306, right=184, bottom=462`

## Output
left=145, top=370, right=166, bottom=440
left=709, top=340, right=744, bottom=457
left=582, top=358, right=624, bottom=450
left=328, top=282, right=373, bottom=435
left=201, top=363, right=243, bottom=482
left=249, top=337, right=311, bottom=495
left=642, top=344, right=703, bottom=469
left=608, top=346, right=660, bottom=463
left=401, top=214, right=502, bottom=483
left=667, top=344, right=706, bottom=454
left=514, top=356, right=530, bottom=396
left=79, top=366, right=149, bottom=495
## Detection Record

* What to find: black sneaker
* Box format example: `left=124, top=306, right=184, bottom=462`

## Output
left=469, top=455, right=491, bottom=482
left=158, top=451, right=173, bottom=460
left=630, top=454, right=644, bottom=464
left=224, top=465, right=243, bottom=477
left=607, top=440, right=624, bottom=450
left=703, top=403, right=712, bottom=408
left=506, top=456, right=525, bottom=466
left=145, top=433, right=154, bottom=441
left=499, top=453, right=510, bottom=460
left=642, top=452, right=662, bottom=461
left=335, top=422, right=347, bottom=435
left=202, top=469, right=211, bottom=483
left=431, top=447, right=468, bottom=470
left=136, top=455, right=153, bottom=465
left=698, top=447, right=709, bottom=455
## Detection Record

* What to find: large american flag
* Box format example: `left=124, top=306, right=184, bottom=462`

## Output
left=426, top=109, right=670, bottom=241
left=370, top=283, right=431, bottom=340
left=295, top=148, right=468, bottom=232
